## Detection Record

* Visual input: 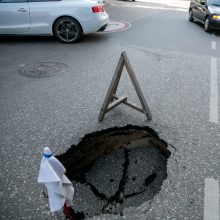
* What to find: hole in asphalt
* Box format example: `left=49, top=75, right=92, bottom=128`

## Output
left=57, top=125, right=171, bottom=219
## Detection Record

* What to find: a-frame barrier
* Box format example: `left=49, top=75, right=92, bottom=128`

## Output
left=98, top=51, right=152, bottom=121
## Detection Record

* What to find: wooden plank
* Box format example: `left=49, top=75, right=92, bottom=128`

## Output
left=122, top=52, right=152, bottom=120
left=113, top=95, right=145, bottom=113
left=107, top=96, right=127, bottom=112
left=123, top=101, right=145, bottom=113
left=98, top=55, right=124, bottom=121
left=111, top=64, right=124, bottom=100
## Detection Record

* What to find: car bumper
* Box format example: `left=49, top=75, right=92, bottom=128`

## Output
left=81, top=11, right=109, bottom=34
left=98, top=23, right=108, bottom=31
left=209, top=18, right=220, bottom=30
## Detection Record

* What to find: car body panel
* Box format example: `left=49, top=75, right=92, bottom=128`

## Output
left=0, top=0, right=109, bottom=36
left=197, top=2, right=207, bottom=21
left=208, top=5, right=220, bottom=14
left=191, top=0, right=202, bottom=20
left=80, top=11, right=109, bottom=34
left=28, top=1, right=61, bottom=34
left=28, top=0, right=100, bottom=34
left=189, top=0, right=220, bottom=30
left=209, top=17, right=220, bottom=29
left=0, top=2, right=30, bottom=34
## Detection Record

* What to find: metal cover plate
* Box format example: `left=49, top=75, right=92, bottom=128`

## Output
left=19, top=62, right=67, bottom=78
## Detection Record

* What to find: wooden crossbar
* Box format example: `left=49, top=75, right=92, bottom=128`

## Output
left=107, top=96, right=127, bottom=112
left=113, top=95, right=145, bottom=114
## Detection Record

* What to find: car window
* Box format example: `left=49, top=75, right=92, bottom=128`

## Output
left=28, top=0, right=61, bottom=1
left=0, top=0, right=27, bottom=2
left=209, top=0, right=220, bottom=6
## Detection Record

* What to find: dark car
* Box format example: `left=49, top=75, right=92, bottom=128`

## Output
left=189, top=0, right=220, bottom=32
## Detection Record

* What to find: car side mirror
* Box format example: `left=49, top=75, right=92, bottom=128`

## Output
left=200, top=0, right=206, bottom=5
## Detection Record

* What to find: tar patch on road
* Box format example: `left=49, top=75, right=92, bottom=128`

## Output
left=57, top=125, right=170, bottom=219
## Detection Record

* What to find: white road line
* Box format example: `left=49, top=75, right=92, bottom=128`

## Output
left=212, top=41, right=216, bottom=50
left=212, top=32, right=215, bottom=37
left=133, top=5, right=187, bottom=12
left=209, top=57, right=219, bottom=123
left=204, top=178, right=219, bottom=220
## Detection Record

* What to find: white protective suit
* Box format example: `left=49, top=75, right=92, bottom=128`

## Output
left=38, top=147, right=74, bottom=212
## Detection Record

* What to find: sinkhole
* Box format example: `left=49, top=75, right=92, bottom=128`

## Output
left=57, top=125, right=171, bottom=219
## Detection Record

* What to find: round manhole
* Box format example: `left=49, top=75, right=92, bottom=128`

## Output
left=19, top=62, right=67, bottom=78
left=57, top=125, right=170, bottom=219
left=103, top=21, right=131, bottom=33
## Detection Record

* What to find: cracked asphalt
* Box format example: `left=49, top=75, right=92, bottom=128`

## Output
left=56, top=126, right=169, bottom=219
left=0, top=0, right=220, bottom=219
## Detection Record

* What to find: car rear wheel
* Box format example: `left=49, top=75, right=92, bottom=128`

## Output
left=53, top=17, right=82, bottom=43
left=189, top=10, right=194, bottom=22
left=204, top=17, right=210, bottom=32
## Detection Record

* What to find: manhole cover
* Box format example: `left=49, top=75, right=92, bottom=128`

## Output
left=19, top=62, right=67, bottom=78
left=57, top=125, right=170, bottom=219
left=103, top=21, right=131, bottom=33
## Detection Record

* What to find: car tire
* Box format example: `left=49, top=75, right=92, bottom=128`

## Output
left=53, top=17, right=82, bottom=43
left=189, top=10, right=194, bottom=22
left=204, top=17, right=210, bottom=32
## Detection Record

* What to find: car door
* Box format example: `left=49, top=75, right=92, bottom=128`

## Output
left=191, top=0, right=201, bottom=19
left=0, top=0, right=30, bottom=34
left=28, top=0, right=61, bottom=34
left=197, top=0, right=207, bottom=22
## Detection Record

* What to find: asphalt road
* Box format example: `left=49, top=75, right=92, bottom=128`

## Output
left=106, top=0, right=220, bottom=57
left=0, top=0, right=220, bottom=219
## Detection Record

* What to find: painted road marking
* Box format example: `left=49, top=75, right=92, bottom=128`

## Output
left=204, top=178, right=219, bottom=220
left=209, top=57, right=219, bottom=123
left=103, top=21, right=131, bottom=33
left=133, top=5, right=187, bottom=12
left=108, top=3, right=187, bottom=12
left=212, top=32, right=215, bottom=37
left=212, top=41, right=216, bottom=50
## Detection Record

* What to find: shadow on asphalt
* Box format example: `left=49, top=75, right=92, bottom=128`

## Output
left=215, top=31, right=220, bottom=37
left=0, top=33, right=109, bottom=44
left=192, top=21, right=220, bottom=36
left=0, top=35, right=56, bottom=44
left=83, top=33, right=110, bottom=42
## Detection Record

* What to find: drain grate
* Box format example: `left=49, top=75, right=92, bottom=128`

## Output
left=57, top=125, right=171, bottom=219
left=19, top=62, right=67, bottom=78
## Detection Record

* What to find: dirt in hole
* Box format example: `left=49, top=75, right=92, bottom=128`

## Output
left=57, top=125, right=170, bottom=219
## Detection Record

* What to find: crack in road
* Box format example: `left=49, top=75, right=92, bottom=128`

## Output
left=79, top=148, right=160, bottom=216
left=102, top=148, right=129, bottom=215
left=57, top=125, right=170, bottom=219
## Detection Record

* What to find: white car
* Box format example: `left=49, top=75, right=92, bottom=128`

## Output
left=0, top=0, right=109, bottom=43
